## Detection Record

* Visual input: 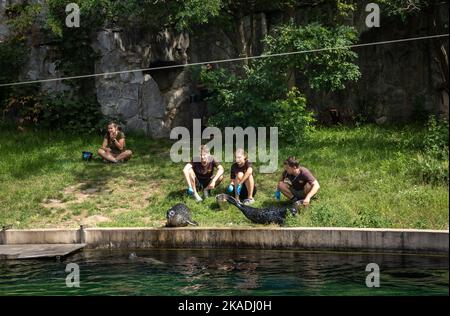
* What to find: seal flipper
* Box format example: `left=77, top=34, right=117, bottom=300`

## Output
left=187, top=220, right=198, bottom=226
left=225, top=195, right=241, bottom=208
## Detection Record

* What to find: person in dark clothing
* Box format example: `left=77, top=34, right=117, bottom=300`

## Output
left=227, top=149, right=257, bottom=205
left=183, top=145, right=224, bottom=202
left=277, top=156, right=320, bottom=206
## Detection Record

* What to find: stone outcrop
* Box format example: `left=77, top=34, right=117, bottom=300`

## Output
left=1, top=0, right=448, bottom=135
left=92, top=28, right=193, bottom=138
left=1, top=0, right=70, bottom=93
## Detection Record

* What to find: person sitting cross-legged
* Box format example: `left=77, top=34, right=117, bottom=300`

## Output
left=97, top=122, right=132, bottom=163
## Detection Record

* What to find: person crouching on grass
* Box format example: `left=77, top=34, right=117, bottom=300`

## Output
left=227, top=148, right=257, bottom=205
left=98, top=122, right=133, bottom=163
left=183, top=145, right=224, bottom=202
left=277, top=156, right=320, bottom=206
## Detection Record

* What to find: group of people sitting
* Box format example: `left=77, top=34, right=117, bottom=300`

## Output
left=182, top=145, right=320, bottom=206
left=97, top=122, right=320, bottom=206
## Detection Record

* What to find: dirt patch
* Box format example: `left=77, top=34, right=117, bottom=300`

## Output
left=40, top=179, right=161, bottom=227
left=80, top=215, right=111, bottom=227
left=41, top=199, right=66, bottom=209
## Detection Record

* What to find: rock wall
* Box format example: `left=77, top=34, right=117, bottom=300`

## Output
left=0, top=0, right=10, bottom=41
left=92, top=28, right=200, bottom=138
left=303, top=1, right=449, bottom=124
left=189, top=2, right=449, bottom=125
left=1, top=0, right=70, bottom=93
left=1, top=0, right=448, bottom=136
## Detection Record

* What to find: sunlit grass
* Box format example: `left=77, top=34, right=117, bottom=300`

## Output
left=0, top=125, right=448, bottom=229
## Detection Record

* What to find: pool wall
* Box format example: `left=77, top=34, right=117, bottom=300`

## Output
left=1, top=227, right=448, bottom=254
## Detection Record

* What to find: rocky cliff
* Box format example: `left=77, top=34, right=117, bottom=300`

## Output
left=1, top=0, right=448, bottom=136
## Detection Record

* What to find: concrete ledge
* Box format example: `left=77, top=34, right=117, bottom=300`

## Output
left=1, top=227, right=448, bottom=254
left=2, top=229, right=81, bottom=245
left=0, top=244, right=86, bottom=260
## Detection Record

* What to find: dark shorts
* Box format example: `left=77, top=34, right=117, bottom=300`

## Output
left=231, top=185, right=257, bottom=200
left=196, top=177, right=213, bottom=189
left=289, top=187, right=306, bottom=200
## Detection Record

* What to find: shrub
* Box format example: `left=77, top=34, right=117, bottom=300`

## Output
left=3, top=92, right=113, bottom=134
left=412, top=154, right=449, bottom=185
left=410, top=116, right=449, bottom=185
left=423, top=115, right=449, bottom=159
left=275, top=88, right=316, bottom=143
left=199, top=23, right=360, bottom=143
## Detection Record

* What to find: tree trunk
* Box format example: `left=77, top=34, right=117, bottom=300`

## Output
left=235, top=16, right=248, bottom=66
left=428, top=1, right=449, bottom=114
left=283, top=6, right=296, bottom=90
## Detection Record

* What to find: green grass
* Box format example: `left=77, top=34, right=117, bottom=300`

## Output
left=0, top=125, right=448, bottom=229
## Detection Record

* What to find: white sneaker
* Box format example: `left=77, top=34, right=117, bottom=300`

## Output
left=194, top=192, right=203, bottom=202
left=243, top=198, right=255, bottom=205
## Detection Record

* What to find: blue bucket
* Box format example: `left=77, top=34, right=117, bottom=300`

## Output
left=82, top=151, right=93, bottom=161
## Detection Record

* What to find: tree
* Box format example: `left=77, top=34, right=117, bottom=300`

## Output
left=200, top=23, right=360, bottom=141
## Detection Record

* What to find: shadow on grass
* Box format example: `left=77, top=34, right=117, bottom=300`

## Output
left=166, top=189, right=186, bottom=200
left=259, top=200, right=291, bottom=209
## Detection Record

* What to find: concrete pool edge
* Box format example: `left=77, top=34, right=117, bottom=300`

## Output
left=1, top=227, right=448, bottom=254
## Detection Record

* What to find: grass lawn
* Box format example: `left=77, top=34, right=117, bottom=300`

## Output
left=0, top=125, right=448, bottom=229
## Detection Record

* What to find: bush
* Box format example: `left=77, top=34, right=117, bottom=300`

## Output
left=201, top=68, right=315, bottom=143
left=2, top=92, right=44, bottom=126
left=3, top=92, right=112, bottom=134
left=0, top=40, right=29, bottom=108
left=412, top=154, right=449, bottom=185
left=410, top=116, right=449, bottom=185
left=423, top=115, right=449, bottom=159
left=275, top=88, right=315, bottom=143
left=199, top=23, right=359, bottom=143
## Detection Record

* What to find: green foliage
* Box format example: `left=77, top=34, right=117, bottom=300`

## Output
left=45, top=0, right=223, bottom=32
left=423, top=115, right=449, bottom=160
left=412, top=154, right=449, bottom=186
left=356, top=206, right=392, bottom=228
left=378, top=0, right=429, bottom=19
left=200, top=65, right=282, bottom=130
left=275, top=88, right=315, bottom=143
left=3, top=92, right=44, bottom=126
left=0, top=40, right=29, bottom=105
left=46, top=0, right=107, bottom=37
left=172, top=0, right=223, bottom=31
left=0, top=2, right=40, bottom=108
left=263, top=22, right=361, bottom=91
left=200, top=23, right=359, bottom=142
left=410, top=116, right=449, bottom=185
left=39, top=93, right=107, bottom=134
left=45, top=0, right=103, bottom=94
left=336, top=0, right=356, bottom=16
left=3, top=92, right=110, bottom=134
left=4, top=2, right=43, bottom=39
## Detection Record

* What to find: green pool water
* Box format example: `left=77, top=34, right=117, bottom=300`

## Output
left=0, top=249, right=448, bottom=295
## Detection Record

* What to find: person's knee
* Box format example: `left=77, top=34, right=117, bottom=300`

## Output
left=126, top=150, right=133, bottom=156
left=244, top=174, right=254, bottom=186
left=183, top=164, right=191, bottom=174
left=237, top=172, right=244, bottom=180
left=188, top=169, right=196, bottom=181
left=277, top=181, right=286, bottom=190
left=98, top=148, right=105, bottom=155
